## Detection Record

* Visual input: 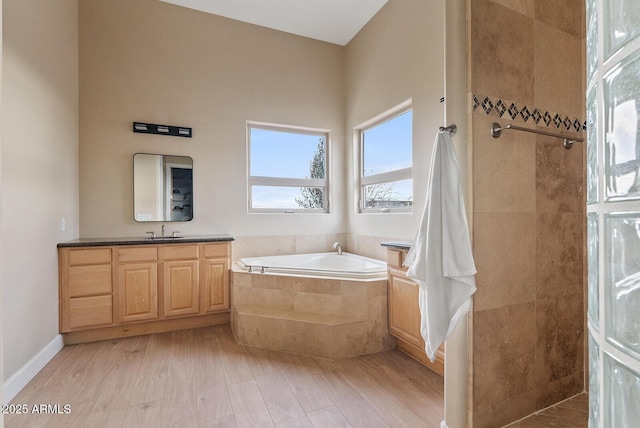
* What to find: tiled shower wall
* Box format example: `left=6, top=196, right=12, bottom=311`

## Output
left=469, top=1, right=586, bottom=426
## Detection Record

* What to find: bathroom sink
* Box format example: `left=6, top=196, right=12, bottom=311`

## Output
left=145, top=236, right=184, bottom=240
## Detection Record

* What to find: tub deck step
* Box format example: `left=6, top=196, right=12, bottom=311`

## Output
left=235, top=305, right=362, bottom=326
left=233, top=305, right=394, bottom=359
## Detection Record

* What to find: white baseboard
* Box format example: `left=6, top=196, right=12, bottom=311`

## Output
left=441, top=421, right=448, bottom=428
left=3, top=334, right=64, bottom=404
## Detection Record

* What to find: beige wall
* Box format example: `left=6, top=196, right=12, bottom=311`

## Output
left=344, top=0, right=445, bottom=241
left=468, top=1, right=586, bottom=426
left=2, top=0, right=79, bottom=379
left=79, top=0, right=346, bottom=239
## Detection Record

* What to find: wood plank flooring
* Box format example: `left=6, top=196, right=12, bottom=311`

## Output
left=5, top=325, right=444, bottom=428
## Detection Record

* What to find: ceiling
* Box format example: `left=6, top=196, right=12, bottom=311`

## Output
left=159, top=0, right=389, bottom=46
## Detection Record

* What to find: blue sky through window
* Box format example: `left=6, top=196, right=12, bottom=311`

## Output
left=250, top=128, right=325, bottom=179
left=363, top=110, right=412, bottom=176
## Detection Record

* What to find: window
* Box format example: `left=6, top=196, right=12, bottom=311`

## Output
left=358, top=105, right=413, bottom=212
left=248, top=122, right=329, bottom=213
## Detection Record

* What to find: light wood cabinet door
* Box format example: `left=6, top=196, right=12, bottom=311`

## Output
left=202, top=257, right=229, bottom=312
left=164, top=260, right=199, bottom=317
left=388, top=268, right=424, bottom=349
left=118, top=262, right=158, bottom=323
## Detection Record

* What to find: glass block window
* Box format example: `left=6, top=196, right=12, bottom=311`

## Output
left=604, top=52, right=640, bottom=201
left=589, top=0, right=640, bottom=425
left=603, top=0, right=640, bottom=59
left=589, top=332, right=600, bottom=428
left=588, top=214, right=599, bottom=329
left=604, top=353, right=640, bottom=426
left=587, top=87, right=599, bottom=204
left=587, top=0, right=598, bottom=81
left=605, top=214, right=640, bottom=359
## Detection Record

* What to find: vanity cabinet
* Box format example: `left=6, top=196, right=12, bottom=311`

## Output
left=117, top=246, right=159, bottom=323
left=162, top=245, right=200, bottom=317
left=59, top=247, right=113, bottom=331
left=202, top=243, right=230, bottom=313
left=58, top=237, right=232, bottom=343
left=386, top=247, right=445, bottom=376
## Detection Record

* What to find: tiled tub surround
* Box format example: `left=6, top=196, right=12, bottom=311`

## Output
left=469, top=0, right=586, bottom=426
left=230, top=266, right=394, bottom=360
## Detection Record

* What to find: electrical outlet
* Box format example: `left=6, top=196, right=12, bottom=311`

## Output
left=61, top=218, right=66, bottom=232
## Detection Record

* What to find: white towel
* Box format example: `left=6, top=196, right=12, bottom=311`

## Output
left=404, top=130, right=477, bottom=362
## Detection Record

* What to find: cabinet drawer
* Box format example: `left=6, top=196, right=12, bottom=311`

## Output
left=68, top=265, right=112, bottom=297
left=163, top=245, right=199, bottom=260
left=68, top=248, right=112, bottom=266
left=204, top=243, right=230, bottom=258
left=118, top=246, right=158, bottom=262
left=69, top=295, right=113, bottom=329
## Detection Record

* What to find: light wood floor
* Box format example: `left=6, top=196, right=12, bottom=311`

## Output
left=5, top=325, right=445, bottom=428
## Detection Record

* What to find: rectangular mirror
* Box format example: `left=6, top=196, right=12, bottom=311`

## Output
left=134, top=153, right=193, bottom=222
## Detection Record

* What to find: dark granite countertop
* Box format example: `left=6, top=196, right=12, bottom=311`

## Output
left=381, top=241, right=413, bottom=250
left=57, top=234, right=234, bottom=248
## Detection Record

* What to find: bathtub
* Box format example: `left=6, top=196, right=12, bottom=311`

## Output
left=231, top=251, right=394, bottom=358
left=237, top=252, right=387, bottom=280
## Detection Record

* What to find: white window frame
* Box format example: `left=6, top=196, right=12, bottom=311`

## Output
left=356, top=100, right=413, bottom=213
left=247, top=121, right=330, bottom=213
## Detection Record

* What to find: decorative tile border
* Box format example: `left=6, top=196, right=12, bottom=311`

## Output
left=473, top=93, right=586, bottom=133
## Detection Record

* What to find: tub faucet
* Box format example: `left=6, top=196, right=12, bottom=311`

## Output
left=332, top=242, right=343, bottom=255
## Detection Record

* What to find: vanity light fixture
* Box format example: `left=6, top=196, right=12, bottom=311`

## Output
left=132, top=121, right=192, bottom=138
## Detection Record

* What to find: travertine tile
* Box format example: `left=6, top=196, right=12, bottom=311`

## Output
left=473, top=212, right=537, bottom=311
left=232, top=235, right=296, bottom=259
left=232, top=286, right=294, bottom=311
left=473, top=303, right=537, bottom=410
left=472, top=114, right=537, bottom=213
left=339, top=295, right=368, bottom=320
left=535, top=137, right=585, bottom=214
left=533, top=21, right=584, bottom=122
left=293, top=292, right=341, bottom=316
left=534, top=0, right=584, bottom=38
left=473, top=389, right=537, bottom=428
left=471, top=0, right=535, bottom=103
left=295, top=233, right=347, bottom=254
left=535, top=296, right=584, bottom=385
left=535, top=372, right=585, bottom=411
left=536, top=212, right=585, bottom=300
left=491, top=0, right=535, bottom=17
left=290, top=277, right=342, bottom=295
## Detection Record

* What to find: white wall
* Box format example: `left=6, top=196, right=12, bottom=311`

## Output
left=2, top=0, right=79, bottom=380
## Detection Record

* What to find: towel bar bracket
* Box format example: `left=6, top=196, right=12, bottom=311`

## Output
left=439, top=124, right=457, bottom=136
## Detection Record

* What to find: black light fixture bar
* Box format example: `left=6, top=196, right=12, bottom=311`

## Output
left=133, top=122, right=192, bottom=138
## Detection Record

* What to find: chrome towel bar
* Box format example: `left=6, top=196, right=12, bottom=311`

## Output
left=490, top=122, right=584, bottom=150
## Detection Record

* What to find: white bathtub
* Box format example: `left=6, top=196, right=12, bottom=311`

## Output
left=237, top=252, right=387, bottom=280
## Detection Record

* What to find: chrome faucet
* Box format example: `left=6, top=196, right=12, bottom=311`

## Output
left=332, top=241, right=343, bottom=255
left=161, top=224, right=166, bottom=238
